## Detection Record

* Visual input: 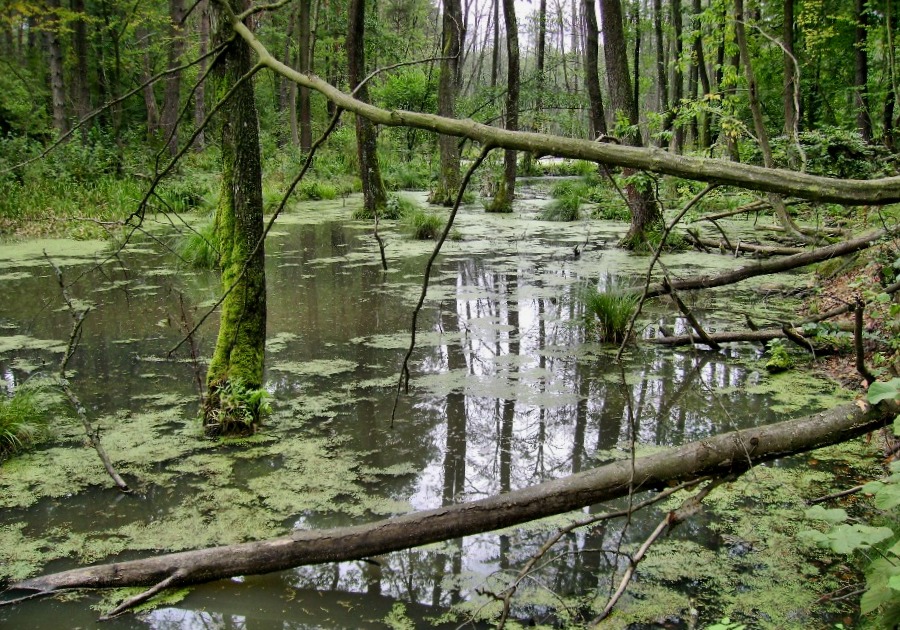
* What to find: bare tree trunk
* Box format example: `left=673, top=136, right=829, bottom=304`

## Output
left=783, top=0, right=797, bottom=138
left=599, top=0, right=662, bottom=247
left=137, top=26, right=161, bottom=138
left=487, top=0, right=519, bottom=212
left=854, top=0, right=872, bottom=141
left=631, top=3, right=641, bottom=116
left=45, top=0, right=68, bottom=137
left=583, top=0, right=608, bottom=137
left=429, top=0, right=464, bottom=205
left=348, top=0, right=387, bottom=215
left=161, top=0, right=186, bottom=157
left=194, top=0, right=210, bottom=150
left=298, top=0, right=313, bottom=153
left=670, top=0, right=684, bottom=152
left=734, top=0, right=811, bottom=243
left=692, top=0, right=711, bottom=149
left=70, top=0, right=91, bottom=137
left=653, top=0, right=668, bottom=124
left=491, top=0, right=500, bottom=89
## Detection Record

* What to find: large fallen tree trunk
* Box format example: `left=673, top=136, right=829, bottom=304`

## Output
left=216, top=2, right=900, bottom=205
left=3, top=400, right=890, bottom=604
left=645, top=228, right=892, bottom=299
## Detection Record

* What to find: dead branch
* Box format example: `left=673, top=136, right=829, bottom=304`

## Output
left=592, top=477, right=728, bottom=624
left=45, top=255, right=130, bottom=493
left=3, top=400, right=892, bottom=611
left=661, top=271, right=721, bottom=351
left=392, top=145, right=493, bottom=421
left=689, top=235, right=805, bottom=256
left=645, top=228, right=896, bottom=299
left=855, top=297, right=877, bottom=385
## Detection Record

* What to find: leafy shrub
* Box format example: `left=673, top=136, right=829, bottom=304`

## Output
left=764, top=339, right=794, bottom=373
left=204, top=378, right=271, bottom=437
left=540, top=196, right=581, bottom=222
left=581, top=277, right=640, bottom=343
left=352, top=193, right=415, bottom=220
left=383, top=160, right=431, bottom=191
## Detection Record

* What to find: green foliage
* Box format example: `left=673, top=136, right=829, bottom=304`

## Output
left=768, top=127, right=889, bottom=179
left=541, top=180, right=587, bottom=221
left=867, top=379, right=900, bottom=405
left=177, top=221, right=220, bottom=270
left=383, top=602, right=416, bottom=630
left=0, top=382, right=57, bottom=462
left=705, top=619, right=746, bottom=630
left=382, top=158, right=431, bottom=191
left=581, top=277, right=639, bottom=343
left=204, top=378, right=271, bottom=437
left=765, top=339, right=795, bottom=373
left=296, top=179, right=338, bottom=201
left=403, top=207, right=445, bottom=240
left=352, top=193, right=413, bottom=220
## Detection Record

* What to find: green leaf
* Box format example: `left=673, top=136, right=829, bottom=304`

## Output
left=804, top=505, right=849, bottom=524
left=826, top=524, right=893, bottom=554
left=888, top=575, right=900, bottom=591
left=873, top=483, right=900, bottom=511
left=868, top=379, right=900, bottom=404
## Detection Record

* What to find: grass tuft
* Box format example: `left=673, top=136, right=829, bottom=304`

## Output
left=581, top=276, right=640, bottom=343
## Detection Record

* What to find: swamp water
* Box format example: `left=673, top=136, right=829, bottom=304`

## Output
left=0, top=190, right=868, bottom=628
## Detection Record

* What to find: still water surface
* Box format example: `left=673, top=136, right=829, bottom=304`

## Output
left=0, top=191, right=845, bottom=628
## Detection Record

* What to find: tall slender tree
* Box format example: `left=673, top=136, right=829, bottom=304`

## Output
left=430, top=0, right=464, bottom=205
left=348, top=0, right=387, bottom=215
left=583, top=0, right=607, bottom=137
left=599, top=0, right=662, bottom=247
left=487, top=0, right=519, bottom=212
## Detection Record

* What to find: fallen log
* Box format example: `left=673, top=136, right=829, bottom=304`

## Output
left=646, top=329, right=784, bottom=346
left=646, top=228, right=893, bottom=299
left=3, top=401, right=890, bottom=607
left=687, top=235, right=805, bottom=256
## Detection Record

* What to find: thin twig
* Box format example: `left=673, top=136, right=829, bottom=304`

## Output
left=391, top=145, right=493, bottom=425
left=45, top=254, right=131, bottom=493
left=99, top=569, right=188, bottom=619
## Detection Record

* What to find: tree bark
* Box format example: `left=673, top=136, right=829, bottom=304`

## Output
left=223, top=9, right=900, bottom=205
left=854, top=0, right=872, bottom=141
left=202, top=0, right=267, bottom=437
left=161, top=0, right=187, bottom=157
left=487, top=0, right=519, bottom=212
left=653, top=0, right=668, bottom=127
left=70, top=0, right=91, bottom=136
left=348, top=0, right=387, bottom=216
left=194, top=0, right=210, bottom=150
left=7, top=401, right=891, bottom=599
left=298, top=0, right=313, bottom=153
left=692, top=0, right=711, bottom=149
left=429, top=0, right=464, bottom=206
left=599, top=0, right=662, bottom=247
left=670, top=0, right=685, bottom=151
left=45, top=0, right=68, bottom=136
left=583, top=0, right=608, bottom=137
left=783, top=0, right=797, bottom=139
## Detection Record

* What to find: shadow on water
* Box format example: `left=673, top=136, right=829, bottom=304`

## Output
left=0, top=191, right=854, bottom=628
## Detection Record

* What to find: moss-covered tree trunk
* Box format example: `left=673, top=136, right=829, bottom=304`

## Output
left=203, top=0, right=267, bottom=437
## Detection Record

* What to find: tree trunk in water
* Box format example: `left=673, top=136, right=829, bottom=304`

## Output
left=583, top=0, right=607, bottom=137
left=194, top=0, right=210, bottom=150
left=161, top=0, right=186, bottom=157
left=45, top=0, right=68, bottom=137
left=298, top=0, right=313, bottom=153
left=855, top=0, right=872, bottom=141
left=348, top=0, right=387, bottom=215
left=487, top=0, right=519, bottom=212
left=10, top=401, right=891, bottom=599
left=203, top=0, right=267, bottom=438
left=599, top=0, right=662, bottom=247
left=429, top=0, right=464, bottom=206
